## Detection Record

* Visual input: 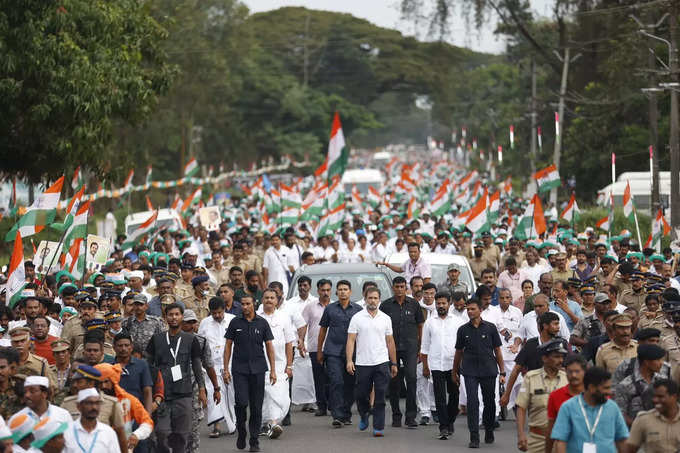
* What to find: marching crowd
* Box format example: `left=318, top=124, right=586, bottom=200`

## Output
left=0, top=200, right=679, bottom=453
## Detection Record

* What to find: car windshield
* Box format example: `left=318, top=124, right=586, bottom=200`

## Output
left=288, top=272, right=393, bottom=302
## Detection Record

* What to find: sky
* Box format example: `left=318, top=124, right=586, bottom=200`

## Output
left=244, top=0, right=553, bottom=54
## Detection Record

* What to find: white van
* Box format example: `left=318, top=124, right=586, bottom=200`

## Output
left=341, top=168, right=384, bottom=195
left=124, top=208, right=183, bottom=235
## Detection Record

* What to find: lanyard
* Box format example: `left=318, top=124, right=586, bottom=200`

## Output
left=577, top=395, right=604, bottom=441
left=166, top=333, right=182, bottom=365
left=74, top=425, right=99, bottom=453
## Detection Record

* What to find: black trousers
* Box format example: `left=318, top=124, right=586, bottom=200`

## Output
left=388, top=349, right=418, bottom=422
left=310, top=351, right=329, bottom=410
left=355, top=363, right=391, bottom=430
left=463, top=375, right=496, bottom=440
left=233, top=372, right=265, bottom=447
left=326, top=355, right=355, bottom=421
left=431, top=370, right=459, bottom=431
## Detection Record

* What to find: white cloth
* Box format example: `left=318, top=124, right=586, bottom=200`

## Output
left=338, top=248, right=364, bottom=263
left=420, top=314, right=463, bottom=371
left=8, top=318, right=61, bottom=337
left=347, top=309, right=393, bottom=366
left=416, top=361, right=436, bottom=418
left=520, top=263, right=550, bottom=294
left=419, top=300, right=436, bottom=319
left=281, top=295, right=317, bottom=405
left=371, top=243, right=389, bottom=263
left=263, top=245, right=290, bottom=295
left=19, top=404, right=72, bottom=425
left=261, top=310, right=296, bottom=422
left=448, top=307, right=469, bottom=323
left=63, top=419, right=121, bottom=453
left=495, top=305, right=523, bottom=361
left=287, top=243, right=304, bottom=271
left=519, top=310, right=570, bottom=340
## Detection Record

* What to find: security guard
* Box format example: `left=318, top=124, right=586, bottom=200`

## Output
left=60, top=295, right=99, bottom=354
left=660, top=310, right=680, bottom=368
left=49, top=339, right=72, bottom=405
left=515, top=339, right=568, bottom=453
left=175, top=263, right=195, bottom=300
left=639, top=294, right=665, bottom=330
left=71, top=318, right=115, bottom=361
left=9, top=327, right=57, bottom=394
left=619, top=271, right=647, bottom=312
left=61, top=364, right=127, bottom=451
left=627, top=379, right=680, bottom=453
left=595, top=313, right=638, bottom=373
left=182, top=275, right=212, bottom=321
left=659, top=299, right=680, bottom=341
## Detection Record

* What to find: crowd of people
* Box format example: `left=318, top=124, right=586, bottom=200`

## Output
left=0, top=195, right=679, bottom=453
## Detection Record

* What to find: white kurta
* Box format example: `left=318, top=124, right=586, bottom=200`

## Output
left=281, top=296, right=317, bottom=405
left=198, top=313, right=236, bottom=432
left=260, top=310, right=296, bottom=422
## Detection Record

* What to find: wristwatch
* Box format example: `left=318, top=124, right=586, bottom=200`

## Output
left=390, top=362, right=398, bottom=367
left=499, top=372, right=506, bottom=376
left=286, top=365, right=293, bottom=370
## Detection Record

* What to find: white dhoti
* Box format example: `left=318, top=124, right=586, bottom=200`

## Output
left=205, top=372, right=236, bottom=433
left=416, top=362, right=436, bottom=418
left=263, top=372, right=290, bottom=422
left=291, top=352, right=316, bottom=405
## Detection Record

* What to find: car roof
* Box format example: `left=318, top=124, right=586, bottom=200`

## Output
left=386, top=252, right=471, bottom=266
left=296, top=263, right=388, bottom=275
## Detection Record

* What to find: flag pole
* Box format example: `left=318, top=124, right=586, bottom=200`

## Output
left=571, top=192, right=575, bottom=233
left=80, top=204, right=90, bottom=286
left=40, top=221, right=70, bottom=288
left=633, top=204, right=642, bottom=250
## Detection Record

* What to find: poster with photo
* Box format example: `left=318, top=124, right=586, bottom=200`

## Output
left=34, top=241, right=61, bottom=275
left=199, top=206, right=221, bottom=231
left=86, top=234, right=110, bottom=271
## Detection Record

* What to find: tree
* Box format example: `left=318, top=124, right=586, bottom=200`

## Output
left=0, top=0, right=175, bottom=182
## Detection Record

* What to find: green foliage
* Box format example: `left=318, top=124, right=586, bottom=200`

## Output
left=0, top=0, right=175, bottom=183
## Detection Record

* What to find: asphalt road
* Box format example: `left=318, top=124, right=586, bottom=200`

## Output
left=199, top=403, right=518, bottom=453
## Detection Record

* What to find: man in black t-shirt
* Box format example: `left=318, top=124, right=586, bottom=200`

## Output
left=223, top=294, right=277, bottom=452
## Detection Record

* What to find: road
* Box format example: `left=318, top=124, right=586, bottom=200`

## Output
left=200, top=403, right=518, bottom=453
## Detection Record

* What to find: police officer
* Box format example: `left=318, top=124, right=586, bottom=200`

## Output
left=612, top=328, right=668, bottom=385
left=60, top=295, right=98, bottom=355
left=49, top=340, right=71, bottom=405
left=515, top=339, right=568, bottom=453
left=223, top=294, right=277, bottom=452
left=9, top=327, right=57, bottom=394
left=570, top=292, right=609, bottom=349
left=619, top=271, right=647, bottom=312
left=595, top=313, right=638, bottom=373
left=183, top=275, right=212, bottom=321
left=627, top=379, right=680, bottom=453
left=660, top=309, right=680, bottom=368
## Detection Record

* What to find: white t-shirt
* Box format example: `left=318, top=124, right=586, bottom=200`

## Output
left=263, top=245, right=290, bottom=295
left=347, top=309, right=393, bottom=366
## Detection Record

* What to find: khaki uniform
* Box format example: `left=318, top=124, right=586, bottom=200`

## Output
left=595, top=340, right=638, bottom=373
left=209, top=266, right=231, bottom=286
left=182, top=292, right=211, bottom=321
left=628, top=405, right=680, bottom=453
left=175, top=280, right=193, bottom=300
left=661, top=334, right=680, bottom=368
left=659, top=321, right=677, bottom=342
left=551, top=269, right=574, bottom=282
left=243, top=254, right=263, bottom=274
left=613, top=277, right=633, bottom=302
left=63, top=391, right=125, bottom=429
left=18, top=352, right=57, bottom=394
left=49, top=364, right=71, bottom=406
left=469, top=257, right=496, bottom=281
left=60, top=316, right=87, bottom=355
left=482, top=245, right=501, bottom=268
left=638, top=312, right=665, bottom=331
left=516, top=368, right=568, bottom=453
left=619, top=288, right=646, bottom=312
left=71, top=341, right=116, bottom=362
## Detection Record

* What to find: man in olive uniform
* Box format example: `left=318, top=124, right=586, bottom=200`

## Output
left=182, top=275, right=211, bottom=321
left=659, top=299, right=680, bottom=341
left=469, top=241, right=496, bottom=281
left=61, top=364, right=127, bottom=452
left=481, top=232, right=500, bottom=269
left=49, top=340, right=72, bottom=405
left=619, top=271, right=647, bottom=312
left=175, top=263, right=195, bottom=300
left=0, top=347, right=24, bottom=420
left=626, top=379, right=680, bottom=453
left=59, top=295, right=98, bottom=355
left=515, top=339, right=568, bottom=453
left=9, top=327, right=57, bottom=394
left=660, top=310, right=680, bottom=369
left=595, top=313, right=638, bottom=373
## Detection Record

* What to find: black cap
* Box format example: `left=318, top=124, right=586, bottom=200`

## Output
left=634, top=328, right=661, bottom=341
left=537, top=339, right=568, bottom=356
left=637, top=344, right=666, bottom=361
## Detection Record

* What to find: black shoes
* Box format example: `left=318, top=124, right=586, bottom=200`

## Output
left=391, top=417, right=402, bottom=428
left=485, top=430, right=495, bottom=444
left=249, top=445, right=260, bottom=452
left=236, top=433, right=246, bottom=450
left=468, top=439, right=480, bottom=448
left=405, top=419, right=418, bottom=429
left=314, top=407, right=327, bottom=416
left=438, top=429, right=449, bottom=440
left=332, top=419, right=343, bottom=428
left=419, top=416, right=430, bottom=426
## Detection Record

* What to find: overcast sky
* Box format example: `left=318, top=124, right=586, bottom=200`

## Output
left=244, top=0, right=554, bottom=54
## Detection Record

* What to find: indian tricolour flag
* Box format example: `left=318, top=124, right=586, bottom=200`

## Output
left=623, top=181, right=635, bottom=223
left=5, top=176, right=64, bottom=241
left=71, top=166, right=83, bottom=190
left=123, top=169, right=134, bottom=191
left=300, top=182, right=326, bottom=221
left=184, top=157, right=199, bottom=178
left=121, top=210, right=158, bottom=254
left=488, top=191, right=500, bottom=223
left=596, top=193, right=611, bottom=232
left=327, top=177, right=344, bottom=211
left=465, top=188, right=488, bottom=233
left=279, top=206, right=299, bottom=226
left=280, top=183, right=302, bottom=209
left=59, top=200, right=90, bottom=269
left=560, top=193, right=580, bottom=223
left=351, top=185, right=364, bottom=210
left=6, top=231, right=26, bottom=308
left=515, top=194, right=547, bottom=240
left=430, top=188, right=451, bottom=217
left=367, top=186, right=381, bottom=209
left=317, top=203, right=346, bottom=238
left=181, top=187, right=202, bottom=212
left=650, top=209, right=671, bottom=251
left=407, top=196, right=420, bottom=221
left=533, top=164, right=561, bottom=193
left=326, top=112, right=349, bottom=181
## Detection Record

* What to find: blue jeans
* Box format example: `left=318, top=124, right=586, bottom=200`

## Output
left=325, top=355, right=355, bottom=421
left=355, top=363, right=390, bottom=430
left=463, top=375, right=496, bottom=440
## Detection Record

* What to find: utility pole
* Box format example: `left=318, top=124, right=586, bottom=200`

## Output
left=670, top=0, right=680, bottom=234
left=551, top=48, right=581, bottom=207
left=529, top=57, right=538, bottom=197
left=632, top=12, right=669, bottom=216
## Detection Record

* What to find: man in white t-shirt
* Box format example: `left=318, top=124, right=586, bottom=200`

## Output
left=263, top=234, right=291, bottom=296
left=345, top=287, right=398, bottom=437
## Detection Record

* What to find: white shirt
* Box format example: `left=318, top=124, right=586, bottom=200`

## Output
left=481, top=305, right=502, bottom=325
left=496, top=305, right=523, bottom=359
left=263, top=245, right=290, bottom=295
left=448, top=307, right=469, bottom=323
left=198, top=313, right=235, bottom=370
left=260, top=310, right=297, bottom=372
left=432, top=243, right=458, bottom=254
left=420, top=314, right=463, bottom=371
left=520, top=262, right=550, bottom=294
left=371, top=243, right=389, bottom=263
left=614, top=303, right=627, bottom=314
left=286, top=243, right=304, bottom=271
left=19, top=404, right=72, bottom=425
left=519, top=310, right=570, bottom=341
left=64, top=419, right=121, bottom=453
left=347, top=309, right=393, bottom=366
left=338, top=248, right=364, bottom=263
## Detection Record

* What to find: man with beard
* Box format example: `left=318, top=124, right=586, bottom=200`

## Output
left=346, top=287, right=398, bottom=437
left=10, top=327, right=57, bottom=394
left=627, top=379, right=680, bottom=453
left=9, top=291, right=61, bottom=337
left=63, top=388, right=121, bottom=453
left=235, top=270, right=264, bottom=307
left=595, top=314, right=638, bottom=373
left=31, top=316, right=59, bottom=365
left=420, top=291, right=464, bottom=439
left=551, top=367, right=629, bottom=453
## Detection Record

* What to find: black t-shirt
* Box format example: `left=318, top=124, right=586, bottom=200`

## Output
left=515, top=336, right=570, bottom=371
left=225, top=315, right=274, bottom=375
left=380, top=297, right=425, bottom=351
left=455, top=320, right=502, bottom=377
